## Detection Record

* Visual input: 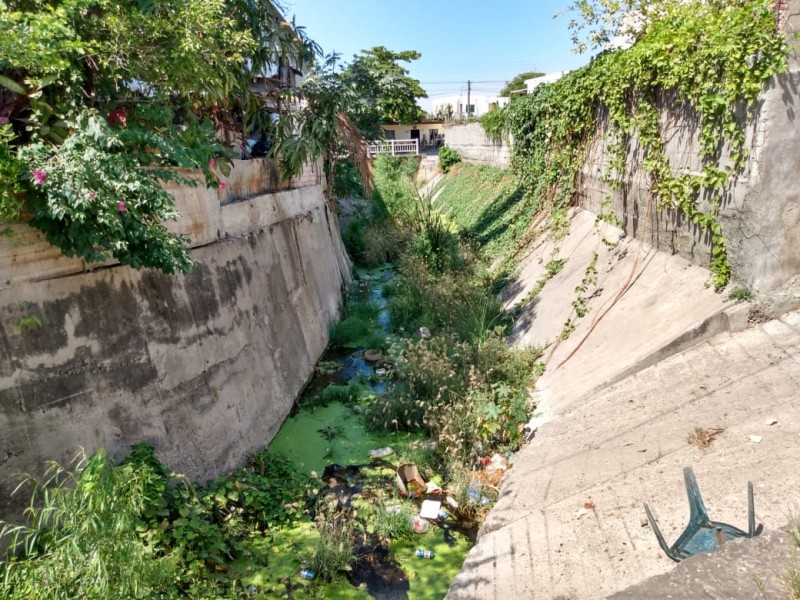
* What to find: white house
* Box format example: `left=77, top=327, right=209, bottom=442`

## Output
left=524, top=71, right=570, bottom=94
left=431, top=93, right=509, bottom=119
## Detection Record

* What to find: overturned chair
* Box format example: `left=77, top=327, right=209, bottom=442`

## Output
left=644, top=466, right=758, bottom=562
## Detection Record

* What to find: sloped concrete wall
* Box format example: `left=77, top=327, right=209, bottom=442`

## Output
left=0, top=164, right=350, bottom=521
left=445, top=122, right=511, bottom=168
left=578, top=4, right=800, bottom=302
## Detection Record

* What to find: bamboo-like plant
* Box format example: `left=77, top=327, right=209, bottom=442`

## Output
left=0, top=449, right=177, bottom=600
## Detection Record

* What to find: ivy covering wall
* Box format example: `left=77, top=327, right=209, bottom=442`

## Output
left=506, top=0, right=789, bottom=289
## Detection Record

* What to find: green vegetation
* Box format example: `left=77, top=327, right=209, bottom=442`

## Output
left=307, top=516, right=355, bottom=583
left=728, top=286, right=753, bottom=302
left=434, top=164, right=527, bottom=263
left=0, top=153, right=543, bottom=598
left=506, top=0, right=789, bottom=290
left=0, top=444, right=326, bottom=599
left=330, top=301, right=383, bottom=349
left=437, top=146, right=461, bottom=173
left=16, top=315, right=41, bottom=332
left=0, top=0, right=317, bottom=272
left=480, top=106, right=507, bottom=141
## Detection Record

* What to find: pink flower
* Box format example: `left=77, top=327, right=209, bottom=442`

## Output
left=31, top=170, right=47, bottom=185
left=219, top=182, right=227, bottom=191
left=208, top=158, right=216, bottom=168
left=89, top=192, right=97, bottom=200
left=117, top=201, right=126, bottom=212
left=108, top=108, right=128, bottom=126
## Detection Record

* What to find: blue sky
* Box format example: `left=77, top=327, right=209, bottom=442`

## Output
left=283, top=0, right=590, bottom=110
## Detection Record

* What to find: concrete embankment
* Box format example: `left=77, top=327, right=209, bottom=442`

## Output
left=447, top=207, right=800, bottom=599
left=0, top=160, right=350, bottom=522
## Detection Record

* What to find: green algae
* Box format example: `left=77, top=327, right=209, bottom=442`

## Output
left=268, top=401, right=418, bottom=476
left=391, top=527, right=472, bottom=600
left=229, top=522, right=372, bottom=599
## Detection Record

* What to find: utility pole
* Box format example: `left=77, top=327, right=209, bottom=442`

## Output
left=466, top=80, right=471, bottom=119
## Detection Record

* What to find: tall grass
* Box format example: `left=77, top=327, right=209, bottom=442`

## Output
left=0, top=449, right=177, bottom=600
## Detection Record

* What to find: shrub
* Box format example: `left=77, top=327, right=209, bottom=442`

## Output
left=308, top=515, right=355, bottom=582
left=308, top=381, right=367, bottom=408
left=18, top=110, right=196, bottom=274
left=332, top=158, right=364, bottom=198
left=371, top=502, right=414, bottom=544
left=480, top=107, right=507, bottom=141
left=372, top=154, right=419, bottom=226
left=344, top=218, right=408, bottom=268
left=438, top=146, right=461, bottom=173
left=0, top=449, right=178, bottom=600
left=409, top=213, right=462, bottom=273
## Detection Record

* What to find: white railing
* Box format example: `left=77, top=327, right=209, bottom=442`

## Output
left=367, top=139, right=419, bottom=156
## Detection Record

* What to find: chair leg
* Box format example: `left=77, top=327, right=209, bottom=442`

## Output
left=644, top=503, right=679, bottom=562
left=747, top=481, right=756, bottom=537
left=683, top=466, right=710, bottom=525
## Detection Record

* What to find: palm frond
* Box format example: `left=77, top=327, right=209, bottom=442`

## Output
left=335, top=112, right=373, bottom=197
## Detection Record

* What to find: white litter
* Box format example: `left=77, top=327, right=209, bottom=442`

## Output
left=419, top=500, right=442, bottom=520
left=748, top=434, right=763, bottom=444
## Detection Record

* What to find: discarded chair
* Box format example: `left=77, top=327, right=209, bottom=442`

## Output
left=643, top=466, right=757, bottom=562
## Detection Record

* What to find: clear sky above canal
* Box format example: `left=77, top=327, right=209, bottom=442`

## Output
left=284, top=0, right=591, bottom=111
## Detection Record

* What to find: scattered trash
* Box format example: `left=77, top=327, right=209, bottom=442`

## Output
left=419, top=500, right=442, bottom=520
left=396, top=464, right=426, bottom=497
left=419, top=326, right=431, bottom=339
left=641, top=518, right=650, bottom=528
left=385, top=504, right=403, bottom=515
left=749, top=434, right=763, bottom=444
left=412, top=516, right=430, bottom=533
left=439, top=510, right=448, bottom=521
left=765, top=417, right=778, bottom=426
left=375, top=367, right=387, bottom=377
left=445, top=496, right=459, bottom=510
left=369, top=447, right=394, bottom=459
left=415, top=549, right=435, bottom=559
left=425, top=481, right=442, bottom=495
left=247, top=584, right=258, bottom=595
left=574, top=507, right=589, bottom=520
left=583, top=501, right=596, bottom=510
left=467, top=478, right=481, bottom=502
left=486, top=453, right=508, bottom=473
left=299, top=569, right=314, bottom=580
left=480, top=496, right=492, bottom=506
left=364, top=349, right=383, bottom=362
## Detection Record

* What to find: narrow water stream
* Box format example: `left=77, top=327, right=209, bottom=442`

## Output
left=259, top=267, right=473, bottom=600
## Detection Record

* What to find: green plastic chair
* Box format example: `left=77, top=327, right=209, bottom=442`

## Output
left=643, top=467, right=757, bottom=562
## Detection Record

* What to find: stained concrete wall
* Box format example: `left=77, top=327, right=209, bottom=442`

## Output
left=0, top=160, right=350, bottom=521
left=578, top=4, right=800, bottom=303
left=444, top=122, right=511, bottom=168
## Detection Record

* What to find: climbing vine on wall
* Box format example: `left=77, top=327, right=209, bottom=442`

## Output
left=507, top=0, right=789, bottom=289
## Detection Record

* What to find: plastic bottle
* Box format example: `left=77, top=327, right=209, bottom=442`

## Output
left=299, top=569, right=314, bottom=580
left=416, top=549, right=435, bottom=559
left=368, top=447, right=394, bottom=458
left=467, top=478, right=481, bottom=501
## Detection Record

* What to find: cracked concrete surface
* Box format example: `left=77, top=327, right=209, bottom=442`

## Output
left=448, top=311, right=800, bottom=599
left=446, top=203, right=800, bottom=599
